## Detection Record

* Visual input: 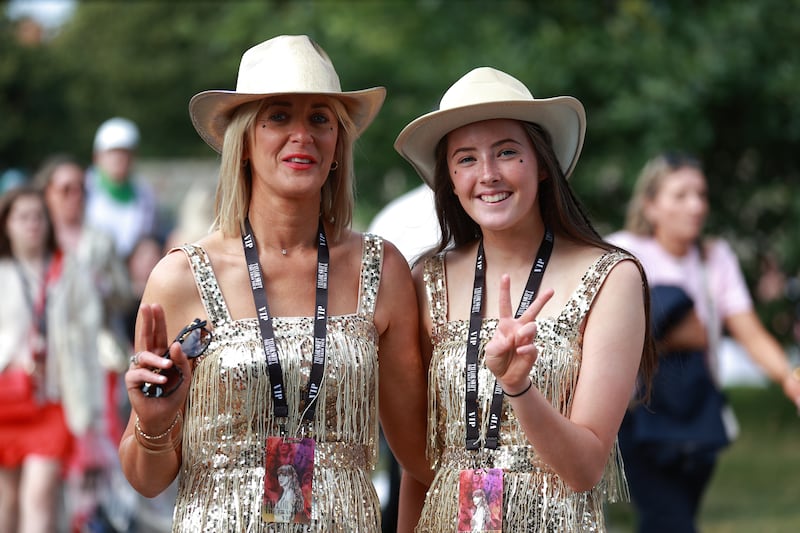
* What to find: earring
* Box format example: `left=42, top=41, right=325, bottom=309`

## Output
left=330, top=161, right=339, bottom=172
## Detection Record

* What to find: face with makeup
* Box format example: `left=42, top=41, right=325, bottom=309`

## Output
left=248, top=94, right=340, bottom=201
left=446, top=118, right=542, bottom=235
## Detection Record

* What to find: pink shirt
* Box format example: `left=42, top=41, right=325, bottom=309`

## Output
left=606, top=231, right=752, bottom=332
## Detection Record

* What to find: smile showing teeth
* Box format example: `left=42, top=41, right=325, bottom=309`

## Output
left=481, top=192, right=510, bottom=203
left=287, top=157, right=313, bottom=164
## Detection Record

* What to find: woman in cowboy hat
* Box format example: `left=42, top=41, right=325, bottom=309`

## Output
left=394, top=67, right=657, bottom=531
left=118, top=34, right=431, bottom=532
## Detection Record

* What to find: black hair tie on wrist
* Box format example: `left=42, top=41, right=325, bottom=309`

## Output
left=504, top=379, right=533, bottom=398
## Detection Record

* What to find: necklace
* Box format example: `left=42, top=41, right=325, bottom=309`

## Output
left=261, top=242, right=307, bottom=257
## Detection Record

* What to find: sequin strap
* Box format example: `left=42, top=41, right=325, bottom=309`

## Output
left=422, top=253, right=448, bottom=337
left=176, top=244, right=233, bottom=327
left=358, top=233, right=383, bottom=320
left=559, top=249, right=636, bottom=324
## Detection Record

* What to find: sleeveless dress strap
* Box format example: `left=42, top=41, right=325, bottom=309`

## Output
left=357, top=233, right=383, bottom=320
left=174, top=244, right=232, bottom=328
left=422, top=253, right=448, bottom=337
left=558, top=249, right=637, bottom=326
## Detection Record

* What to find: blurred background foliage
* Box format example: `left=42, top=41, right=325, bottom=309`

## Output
left=2, top=0, right=799, bottom=341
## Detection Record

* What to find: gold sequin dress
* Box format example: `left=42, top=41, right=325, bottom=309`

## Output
left=417, top=250, right=631, bottom=533
left=171, top=235, right=383, bottom=532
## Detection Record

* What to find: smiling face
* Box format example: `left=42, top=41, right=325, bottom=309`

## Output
left=645, top=165, right=708, bottom=249
left=248, top=94, right=339, bottom=202
left=446, top=118, right=541, bottom=235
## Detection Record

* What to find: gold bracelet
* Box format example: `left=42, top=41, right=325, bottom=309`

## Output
left=135, top=411, right=182, bottom=441
left=134, top=429, right=182, bottom=455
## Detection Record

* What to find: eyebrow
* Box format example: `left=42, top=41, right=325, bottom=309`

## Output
left=450, top=138, right=523, bottom=157
left=264, top=100, right=332, bottom=110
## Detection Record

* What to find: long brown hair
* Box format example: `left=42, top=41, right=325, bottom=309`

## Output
left=429, top=120, right=657, bottom=399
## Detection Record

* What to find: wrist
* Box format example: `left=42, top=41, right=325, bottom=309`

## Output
left=503, top=378, right=533, bottom=398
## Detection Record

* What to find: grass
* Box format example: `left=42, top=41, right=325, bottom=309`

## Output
left=607, top=385, right=800, bottom=532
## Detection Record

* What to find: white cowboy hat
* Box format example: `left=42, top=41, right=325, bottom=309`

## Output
left=394, top=67, right=586, bottom=186
left=189, top=34, right=386, bottom=153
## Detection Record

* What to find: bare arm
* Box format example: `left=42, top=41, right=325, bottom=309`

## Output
left=485, top=260, right=646, bottom=491
left=726, top=310, right=800, bottom=407
left=398, top=471, right=429, bottom=533
left=376, top=243, right=434, bottom=488
left=118, top=251, right=201, bottom=497
left=660, top=310, right=708, bottom=352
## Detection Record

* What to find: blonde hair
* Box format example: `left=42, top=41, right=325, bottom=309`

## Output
left=624, top=152, right=702, bottom=235
left=213, top=97, right=357, bottom=242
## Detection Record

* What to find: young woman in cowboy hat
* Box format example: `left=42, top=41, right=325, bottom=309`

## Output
left=118, top=34, right=431, bottom=532
left=394, top=67, right=657, bottom=531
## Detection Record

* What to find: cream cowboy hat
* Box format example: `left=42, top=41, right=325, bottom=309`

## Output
left=394, top=67, right=586, bottom=186
left=189, top=35, right=386, bottom=153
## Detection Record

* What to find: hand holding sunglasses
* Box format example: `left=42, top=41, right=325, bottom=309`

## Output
left=140, top=318, right=213, bottom=398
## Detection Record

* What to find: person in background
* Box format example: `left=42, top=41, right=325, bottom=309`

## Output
left=34, top=155, right=135, bottom=531
left=85, top=117, right=158, bottom=260
left=607, top=152, right=800, bottom=533
left=394, top=66, right=656, bottom=531
left=0, top=168, right=27, bottom=195
left=163, top=185, right=215, bottom=251
left=0, top=185, right=102, bottom=533
left=118, top=34, right=431, bottom=531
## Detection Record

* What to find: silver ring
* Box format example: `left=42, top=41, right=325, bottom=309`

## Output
left=130, top=352, right=141, bottom=366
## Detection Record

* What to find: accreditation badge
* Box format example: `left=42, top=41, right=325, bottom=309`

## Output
left=262, top=436, right=315, bottom=524
left=458, top=468, right=503, bottom=532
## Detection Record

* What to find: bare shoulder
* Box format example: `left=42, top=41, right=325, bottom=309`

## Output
left=141, top=231, right=228, bottom=324
left=593, top=252, right=647, bottom=311
left=143, top=248, right=195, bottom=302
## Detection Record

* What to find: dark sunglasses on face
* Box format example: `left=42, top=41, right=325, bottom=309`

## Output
left=140, top=318, right=213, bottom=398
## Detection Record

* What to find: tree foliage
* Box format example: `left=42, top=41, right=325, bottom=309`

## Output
left=2, top=0, right=799, bottom=338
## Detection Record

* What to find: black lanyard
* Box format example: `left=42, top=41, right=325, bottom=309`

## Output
left=465, top=229, right=554, bottom=450
left=242, top=217, right=329, bottom=422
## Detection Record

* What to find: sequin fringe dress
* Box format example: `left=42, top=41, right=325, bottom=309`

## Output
left=171, top=235, right=383, bottom=532
left=416, top=250, right=633, bottom=533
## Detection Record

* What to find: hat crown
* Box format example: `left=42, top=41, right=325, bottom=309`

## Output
left=94, top=117, right=139, bottom=152
left=235, top=35, right=343, bottom=95
left=189, top=34, right=385, bottom=153
left=440, top=67, right=534, bottom=110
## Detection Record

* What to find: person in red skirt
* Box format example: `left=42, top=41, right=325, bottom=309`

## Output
left=0, top=185, right=73, bottom=532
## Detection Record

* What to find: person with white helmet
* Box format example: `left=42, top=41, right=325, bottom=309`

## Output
left=85, top=117, right=158, bottom=260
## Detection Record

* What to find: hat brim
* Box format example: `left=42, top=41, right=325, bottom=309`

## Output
left=189, top=87, right=386, bottom=153
left=394, top=97, right=586, bottom=187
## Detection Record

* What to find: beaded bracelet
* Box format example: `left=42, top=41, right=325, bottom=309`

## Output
left=503, top=379, right=533, bottom=398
